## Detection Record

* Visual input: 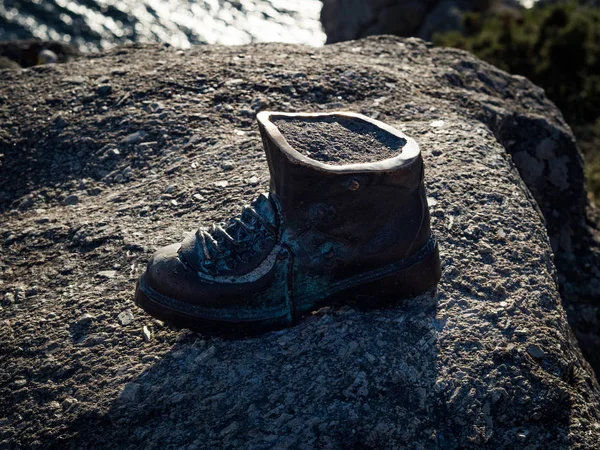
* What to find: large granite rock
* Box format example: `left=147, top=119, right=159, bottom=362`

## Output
left=1, top=37, right=599, bottom=449
left=0, top=39, right=80, bottom=68
left=321, top=0, right=521, bottom=43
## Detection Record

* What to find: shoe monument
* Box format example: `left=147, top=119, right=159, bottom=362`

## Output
left=135, top=111, right=441, bottom=333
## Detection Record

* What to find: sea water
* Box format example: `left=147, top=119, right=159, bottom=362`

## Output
left=0, top=0, right=326, bottom=51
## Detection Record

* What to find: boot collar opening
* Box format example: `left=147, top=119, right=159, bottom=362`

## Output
left=257, top=111, right=421, bottom=173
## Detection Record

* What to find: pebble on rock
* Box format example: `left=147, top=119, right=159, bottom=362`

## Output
left=479, top=243, right=494, bottom=254
left=118, top=309, right=135, bottom=326
left=517, top=430, right=530, bottom=441
left=96, top=84, right=113, bottom=96
left=97, top=270, right=117, bottom=279
left=527, top=344, right=546, bottom=359
left=2, top=292, right=14, bottom=306
left=61, top=397, right=78, bottom=411
left=121, top=131, right=147, bottom=145
left=221, top=161, right=235, bottom=171
left=11, top=379, right=27, bottom=389
left=142, top=326, right=152, bottom=342
left=82, top=333, right=108, bottom=347
left=75, top=313, right=93, bottom=327
left=119, top=383, right=141, bottom=403
left=63, top=194, right=79, bottom=206
left=195, top=346, right=216, bottom=364
left=47, top=401, right=62, bottom=410
left=62, top=75, right=86, bottom=85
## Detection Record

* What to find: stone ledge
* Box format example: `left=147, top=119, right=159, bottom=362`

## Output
left=0, top=36, right=599, bottom=449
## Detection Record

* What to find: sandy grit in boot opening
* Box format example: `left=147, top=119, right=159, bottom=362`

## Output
left=273, top=116, right=406, bottom=165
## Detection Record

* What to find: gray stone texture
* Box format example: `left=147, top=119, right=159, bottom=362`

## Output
left=1, top=37, right=599, bottom=448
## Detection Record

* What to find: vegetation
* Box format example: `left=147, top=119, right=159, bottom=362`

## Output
left=433, top=1, right=600, bottom=199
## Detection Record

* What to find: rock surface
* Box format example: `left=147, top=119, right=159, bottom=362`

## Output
left=1, top=37, right=600, bottom=449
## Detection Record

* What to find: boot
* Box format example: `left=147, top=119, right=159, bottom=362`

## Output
left=134, top=111, right=441, bottom=333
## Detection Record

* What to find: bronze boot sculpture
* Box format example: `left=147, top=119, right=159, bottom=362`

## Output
left=135, top=111, right=441, bottom=333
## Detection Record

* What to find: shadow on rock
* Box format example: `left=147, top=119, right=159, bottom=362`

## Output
left=52, top=297, right=453, bottom=449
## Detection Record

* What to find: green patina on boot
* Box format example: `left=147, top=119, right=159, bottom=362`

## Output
left=134, top=111, right=441, bottom=334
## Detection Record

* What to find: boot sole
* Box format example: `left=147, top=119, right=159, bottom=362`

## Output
left=134, top=238, right=441, bottom=336
left=134, top=277, right=293, bottom=337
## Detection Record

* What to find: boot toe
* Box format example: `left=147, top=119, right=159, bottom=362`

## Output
left=136, top=241, right=290, bottom=329
left=144, top=243, right=193, bottom=301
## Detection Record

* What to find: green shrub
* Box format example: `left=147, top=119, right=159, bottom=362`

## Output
left=433, top=2, right=600, bottom=126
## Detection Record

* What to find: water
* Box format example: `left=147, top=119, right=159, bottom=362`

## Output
left=520, top=0, right=537, bottom=7
left=0, top=0, right=326, bottom=51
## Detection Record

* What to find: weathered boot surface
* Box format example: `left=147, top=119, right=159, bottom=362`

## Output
left=135, top=111, right=441, bottom=333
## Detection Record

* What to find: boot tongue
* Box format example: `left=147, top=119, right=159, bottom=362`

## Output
left=252, top=193, right=277, bottom=229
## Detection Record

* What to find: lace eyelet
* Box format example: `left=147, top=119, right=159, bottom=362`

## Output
left=347, top=178, right=360, bottom=191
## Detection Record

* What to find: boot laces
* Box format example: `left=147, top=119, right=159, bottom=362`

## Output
left=197, top=195, right=276, bottom=262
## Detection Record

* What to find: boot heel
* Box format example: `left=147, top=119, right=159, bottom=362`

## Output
left=347, top=242, right=441, bottom=307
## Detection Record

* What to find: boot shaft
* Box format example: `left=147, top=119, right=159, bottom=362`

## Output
left=257, top=112, right=432, bottom=274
